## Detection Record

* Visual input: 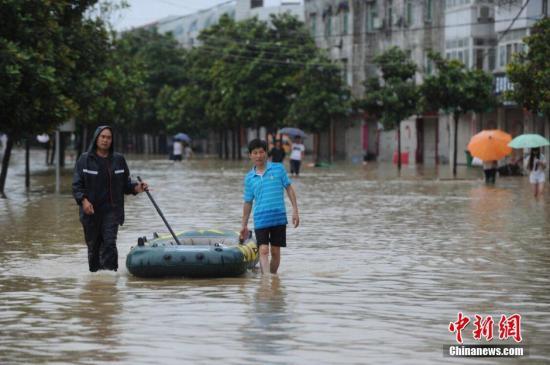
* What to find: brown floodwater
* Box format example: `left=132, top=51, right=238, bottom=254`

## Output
left=1, top=148, right=549, bottom=364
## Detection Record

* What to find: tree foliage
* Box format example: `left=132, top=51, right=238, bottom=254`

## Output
left=0, top=0, right=113, bottom=197
left=170, top=14, right=350, bottom=140
left=507, top=17, right=550, bottom=117
left=114, top=28, right=188, bottom=134
left=356, top=47, right=419, bottom=170
left=422, top=52, right=495, bottom=176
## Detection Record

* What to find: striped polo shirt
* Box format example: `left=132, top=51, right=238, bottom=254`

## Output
left=243, top=162, right=291, bottom=229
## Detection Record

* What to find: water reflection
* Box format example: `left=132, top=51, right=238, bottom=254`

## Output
left=72, top=274, right=124, bottom=363
left=241, top=275, right=292, bottom=358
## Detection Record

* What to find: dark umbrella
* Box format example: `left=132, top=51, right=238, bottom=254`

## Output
left=174, top=133, right=191, bottom=143
left=278, top=127, right=306, bottom=139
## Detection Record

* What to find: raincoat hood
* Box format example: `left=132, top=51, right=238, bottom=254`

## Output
left=89, top=125, right=114, bottom=155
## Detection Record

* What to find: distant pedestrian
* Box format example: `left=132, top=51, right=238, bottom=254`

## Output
left=72, top=126, right=148, bottom=272
left=172, top=140, right=183, bottom=161
left=240, top=139, right=299, bottom=274
left=525, top=147, right=546, bottom=198
left=482, top=160, right=498, bottom=184
left=183, top=143, right=193, bottom=160
left=269, top=139, right=286, bottom=163
left=289, top=136, right=305, bottom=176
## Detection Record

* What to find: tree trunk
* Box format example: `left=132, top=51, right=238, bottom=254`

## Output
left=231, top=128, right=237, bottom=160
left=82, top=125, right=88, bottom=155
left=224, top=129, right=229, bottom=160
left=49, top=137, right=55, bottom=165
left=453, top=112, right=459, bottom=177
left=25, top=138, right=30, bottom=189
left=218, top=129, right=223, bottom=159
left=315, top=132, right=321, bottom=164
left=59, top=132, right=66, bottom=167
left=397, top=122, right=402, bottom=171
left=0, top=135, right=14, bottom=198
left=237, top=123, right=242, bottom=160
left=330, top=119, right=334, bottom=163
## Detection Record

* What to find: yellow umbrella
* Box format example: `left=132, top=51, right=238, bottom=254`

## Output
left=467, top=129, right=512, bottom=161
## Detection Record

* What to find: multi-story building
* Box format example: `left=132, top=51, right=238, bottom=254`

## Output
left=304, top=0, right=445, bottom=164
left=493, top=0, right=548, bottom=143
left=150, top=1, right=303, bottom=50
left=151, top=1, right=236, bottom=49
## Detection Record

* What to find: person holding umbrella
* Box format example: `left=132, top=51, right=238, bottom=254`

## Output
left=508, top=133, right=549, bottom=198
left=525, top=147, right=546, bottom=198
left=482, top=160, right=498, bottom=184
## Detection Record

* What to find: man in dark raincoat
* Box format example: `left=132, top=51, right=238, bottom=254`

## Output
left=72, top=126, right=148, bottom=272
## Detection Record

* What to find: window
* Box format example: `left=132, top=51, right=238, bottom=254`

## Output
left=325, top=16, right=332, bottom=37
left=425, top=52, right=433, bottom=74
left=543, top=0, right=548, bottom=16
left=488, top=48, right=496, bottom=70
left=499, top=45, right=506, bottom=67
left=426, top=0, right=433, bottom=22
left=475, top=49, right=484, bottom=69
left=406, top=1, right=414, bottom=26
left=343, top=12, right=349, bottom=34
left=366, top=2, right=378, bottom=32
left=341, top=58, right=351, bottom=86
left=251, top=0, right=263, bottom=9
left=388, top=0, right=393, bottom=28
left=310, top=13, right=317, bottom=35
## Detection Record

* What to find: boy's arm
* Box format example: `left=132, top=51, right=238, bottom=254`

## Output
left=286, top=185, right=300, bottom=228
left=240, top=202, right=252, bottom=241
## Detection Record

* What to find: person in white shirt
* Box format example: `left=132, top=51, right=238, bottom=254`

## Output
left=525, top=147, right=546, bottom=198
left=172, top=140, right=183, bottom=161
left=289, top=136, right=305, bottom=176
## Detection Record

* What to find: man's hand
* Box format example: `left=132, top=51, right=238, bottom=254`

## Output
left=135, top=181, right=148, bottom=193
left=82, top=198, right=94, bottom=215
left=292, top=210, right=300, bottom=228
left=239, top=226, right=249, bottom=243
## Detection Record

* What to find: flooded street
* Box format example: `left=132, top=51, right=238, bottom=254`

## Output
left=1, top=149, right=549, bottom=364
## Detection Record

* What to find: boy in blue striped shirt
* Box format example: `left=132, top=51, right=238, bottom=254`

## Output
left=240, top=139, right=300, bottom=274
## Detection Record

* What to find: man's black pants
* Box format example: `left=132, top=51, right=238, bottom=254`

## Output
left=81, top=210, right=119, bottom=272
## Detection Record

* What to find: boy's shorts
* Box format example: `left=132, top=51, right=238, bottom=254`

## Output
left=254, top=225, right=286, bottom=247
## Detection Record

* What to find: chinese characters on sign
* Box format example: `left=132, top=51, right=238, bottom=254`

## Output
left=449, top=313, right=522, bottom=344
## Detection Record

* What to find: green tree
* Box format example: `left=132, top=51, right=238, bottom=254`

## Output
left=286, top=56, right=350, bottom=163
left=0, top=0, right=108, bottom=198
left=507, top=17, right=550, bottom=117
left=357, top=47, right=420, bottom=170
left=178, top=13, right=349, bottom=159
left=116, top=28, right=187, bottom=135
left=422, top=52, right=495, bottom=177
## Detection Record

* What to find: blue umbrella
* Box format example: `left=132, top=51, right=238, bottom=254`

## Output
left=174, top=133, right=191, bottom=142
left=278, top=127, right=306, bottom=139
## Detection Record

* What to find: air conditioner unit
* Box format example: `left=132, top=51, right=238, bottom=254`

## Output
left=477, top=6, right=495, bottom=22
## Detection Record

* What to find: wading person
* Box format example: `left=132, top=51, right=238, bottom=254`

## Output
left=268, top=139, right=286, bottom=163
left=240, top=139, right=299, bottom=274
left=289, top=136, right=305, bottom=176
left=482, top=160, right=498, bottom=184
left=525, top=147, right=546, bottom=198
left=72, top=126, right=148, bottom=272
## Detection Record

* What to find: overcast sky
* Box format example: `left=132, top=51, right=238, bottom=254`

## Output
left=111, top=0, right=230, bottom=31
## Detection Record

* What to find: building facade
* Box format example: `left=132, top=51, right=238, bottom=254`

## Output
left=304, top=0, right=446, bottom=164
left=305, top=0, right=548, bottom=166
